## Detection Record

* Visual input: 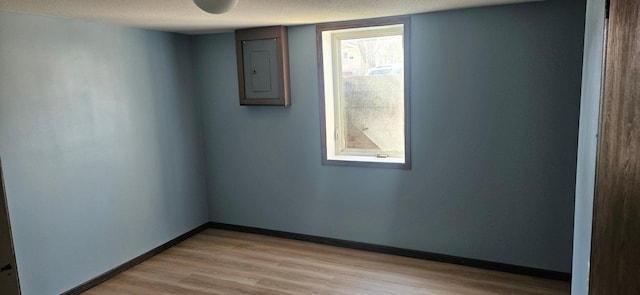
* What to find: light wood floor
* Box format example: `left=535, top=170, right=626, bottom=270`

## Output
left=83, top=229, right=570, bottom=294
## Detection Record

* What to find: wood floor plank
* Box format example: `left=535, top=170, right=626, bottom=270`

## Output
left=82, top=229, right=569, bottom=294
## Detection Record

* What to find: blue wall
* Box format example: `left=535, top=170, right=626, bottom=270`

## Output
left=195, top=0, right=585, bottom=273
left=572, top=0, right=605, bottom=294
left=0, top=1, right=587, bottom=293
left=0, top=12, right=208, bottom=294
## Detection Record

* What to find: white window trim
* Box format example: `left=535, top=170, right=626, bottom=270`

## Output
left=317, top=17, right=411, bottom=169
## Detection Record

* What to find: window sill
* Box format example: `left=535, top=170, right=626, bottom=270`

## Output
left=324, top=155, right=410, bottom=169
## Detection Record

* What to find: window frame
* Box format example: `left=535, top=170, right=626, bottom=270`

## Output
left=316, top=16, right=411, bottom=169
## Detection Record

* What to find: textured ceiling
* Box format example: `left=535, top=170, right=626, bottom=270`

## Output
left=0, top=0, right=539, bottom=34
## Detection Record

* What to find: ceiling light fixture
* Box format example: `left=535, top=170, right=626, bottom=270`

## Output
left=193, top=0, right=239, bottom=14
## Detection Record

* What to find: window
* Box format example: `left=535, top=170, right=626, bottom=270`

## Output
left=317, top=17, right=411, bottom=169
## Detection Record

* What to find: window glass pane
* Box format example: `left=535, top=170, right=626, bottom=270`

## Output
left=339, top=35, right=404, bottom=154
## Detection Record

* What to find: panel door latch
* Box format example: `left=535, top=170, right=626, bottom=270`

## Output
left=0, top=263, right=12, bottom=272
